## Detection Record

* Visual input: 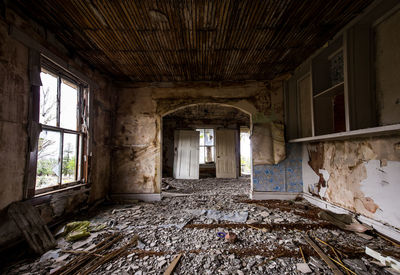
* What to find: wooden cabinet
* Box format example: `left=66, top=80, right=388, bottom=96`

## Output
left=285, top=0, right=400, bottom=142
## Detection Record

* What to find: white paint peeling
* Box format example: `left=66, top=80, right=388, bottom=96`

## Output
left=360, top=160, right=400, bottom=229
left=319, top=169, right=330, bottom=182
left=302, top=144, right=319, bottom=193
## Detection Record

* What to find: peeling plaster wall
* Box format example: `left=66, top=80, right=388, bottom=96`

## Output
left=112, top=81, right=285, bottom=195
left=0, top=12, right=114, bottom=248
left=303, top=136, right=400, bottom=229
left=300, top=8, right=400, bottom=230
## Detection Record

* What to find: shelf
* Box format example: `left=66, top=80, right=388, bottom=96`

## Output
left=289, top=124, right=400, bottom=143
left=313, top=82, right=344, bottom=98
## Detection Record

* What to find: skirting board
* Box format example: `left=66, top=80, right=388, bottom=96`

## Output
left=303, top=193, right=400, bottom=242
left=111, top=193, right=161, bottom=202
left=251, top=191, right=302, bottom=200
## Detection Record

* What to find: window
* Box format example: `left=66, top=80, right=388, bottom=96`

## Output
left=35, top=65, right=87, bottom=193
left=196, top=129, right=215, bottom=164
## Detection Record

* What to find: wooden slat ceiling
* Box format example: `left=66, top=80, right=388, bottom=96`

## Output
left=12, top=0, right=373, bottom=82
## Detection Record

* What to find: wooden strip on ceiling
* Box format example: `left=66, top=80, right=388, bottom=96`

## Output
left=11, top=0, right=374, bottom=82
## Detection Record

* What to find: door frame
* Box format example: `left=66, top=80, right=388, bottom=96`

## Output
left=159, top=103, right=254, bottom=193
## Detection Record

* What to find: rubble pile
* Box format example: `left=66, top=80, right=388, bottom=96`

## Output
left=5, top=177, right=400, bottom=274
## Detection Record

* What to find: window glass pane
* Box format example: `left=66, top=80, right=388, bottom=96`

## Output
left=62, top=133, right=77, bottom=184
left=199, top=146, right=205, bottom=164
left=204, top=129, right=214, bottom=145
left=196, top=129, right=204, bottom=146
left=60, top=79, right=78, bottom=130
left=36, top=130, right=60, bottom=189
left=39, top=71, right=58, bottom=126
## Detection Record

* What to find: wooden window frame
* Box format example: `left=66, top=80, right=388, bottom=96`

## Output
left=196, top=128, right=215, bottom=164
left=34, top=59, right=89, bottom=195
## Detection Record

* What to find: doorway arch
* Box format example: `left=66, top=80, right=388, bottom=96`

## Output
left=158, top=102, right=255, bottom=196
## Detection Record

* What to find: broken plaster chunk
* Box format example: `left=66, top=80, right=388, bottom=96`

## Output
left=259, top=211, right=270, bottom=217
left=40, top=249, right=60, bottom=262
left=158, top=259, right=167, bottom=268
left=296, top=263, right=312, bottom=274
left=366, top=247, right=400, bottom=272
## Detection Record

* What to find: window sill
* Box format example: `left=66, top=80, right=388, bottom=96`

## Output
left=289, top=124, right=400, bottom=143
left=34, top=182, right=88, bottom=198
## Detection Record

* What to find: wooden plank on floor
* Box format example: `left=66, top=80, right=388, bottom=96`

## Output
left=8, top=201, right=56, bottom=254
left=303, top=234, right=343, bottom=275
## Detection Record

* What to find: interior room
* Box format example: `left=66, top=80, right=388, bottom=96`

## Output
left=0, top=0, right=400, bottom=274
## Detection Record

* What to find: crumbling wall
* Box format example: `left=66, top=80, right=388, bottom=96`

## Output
left=300, top=9, right=400, bottom=230
left=88, top=78, right=114, bottom=203
left=112, top=81, right=285, bottom=195
left=0, top=11, right=114, bottom=248
left=303, top=135, right=400, bottom=229
left=0, top=19, right=29, bottom=210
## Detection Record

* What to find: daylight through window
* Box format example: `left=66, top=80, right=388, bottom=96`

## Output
left=196, top=129, right=215, bottom=164
left=36, top=67, right=85, bottom=192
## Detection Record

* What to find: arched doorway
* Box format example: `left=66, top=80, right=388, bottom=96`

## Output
left=160, top=103, right=253, bottom=195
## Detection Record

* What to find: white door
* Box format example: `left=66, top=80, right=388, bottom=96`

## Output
left=173, top=130, right=199, bottom=179
left=216, top=129, right=237, bottom=178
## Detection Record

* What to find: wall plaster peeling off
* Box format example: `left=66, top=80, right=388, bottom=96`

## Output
left=304, top=135, right=400, bottom=229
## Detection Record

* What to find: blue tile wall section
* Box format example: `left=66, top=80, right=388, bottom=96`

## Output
left=253, top=143, right=302, bottom=192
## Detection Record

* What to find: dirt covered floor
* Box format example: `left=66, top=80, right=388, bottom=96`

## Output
left=5, top=177, right=400, bottom=274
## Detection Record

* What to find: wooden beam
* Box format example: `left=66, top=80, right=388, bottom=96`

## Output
left=303, top=234, right=344, bottom=275
left=164, top=253, right=183, bottom=275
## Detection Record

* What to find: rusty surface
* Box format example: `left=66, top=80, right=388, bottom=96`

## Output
left=9, top=0, right=373, bottom=82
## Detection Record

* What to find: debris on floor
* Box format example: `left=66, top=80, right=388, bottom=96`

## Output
left=318, top=210, right=371, bottom=233
left=206, top=209, right=248, bottom=223
left=366, top=246, right=400, bottom=273
left=4, top=177, right=400, bottom=274
left=64, top=221, right=91, bottom=241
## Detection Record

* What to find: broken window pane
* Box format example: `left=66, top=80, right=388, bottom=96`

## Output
left=204, top=129, right=214, bottom=145
left=39, top=71, right=58, bottom=126
left=62, top=133, right=77, bottom=184
left=36, top=130, right=60, bottom=189
left=60, top=79, right=78, bottom=130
